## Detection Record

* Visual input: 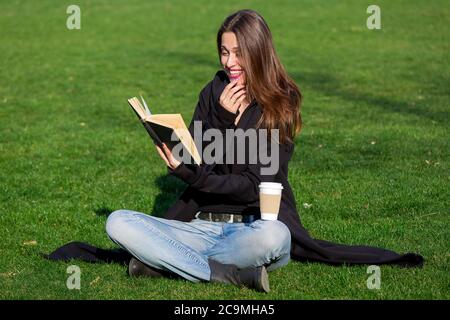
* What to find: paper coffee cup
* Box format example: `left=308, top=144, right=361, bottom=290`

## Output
left=259, top=182, right=283, bottom=220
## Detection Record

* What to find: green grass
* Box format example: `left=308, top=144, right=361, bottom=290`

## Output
left=0, top=0, right=449, bottom=299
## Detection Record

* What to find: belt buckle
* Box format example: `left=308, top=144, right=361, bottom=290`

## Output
left=197, top=212, right=240, bottom=223
left=209, top=213, right=235, bottom=223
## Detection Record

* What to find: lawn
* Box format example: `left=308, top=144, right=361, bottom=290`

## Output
left=0, top=0, right=448, bottom=299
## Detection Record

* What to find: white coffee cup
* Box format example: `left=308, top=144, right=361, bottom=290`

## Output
left=259, top=182, right=283, bottom=220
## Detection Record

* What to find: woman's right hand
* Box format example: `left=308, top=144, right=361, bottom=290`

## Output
left=219, top=81, right=247, bottom=114
left=156, top=143, right=181, bottom=171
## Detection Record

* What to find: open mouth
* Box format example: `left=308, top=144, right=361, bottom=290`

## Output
left=227, top=69, right=243, bottom=80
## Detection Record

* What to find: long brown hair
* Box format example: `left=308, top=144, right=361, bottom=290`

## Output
left=217, top=9, right=302, bottom=144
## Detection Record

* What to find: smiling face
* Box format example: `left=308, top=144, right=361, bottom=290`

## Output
left=220, top=32, right=246, bottom=85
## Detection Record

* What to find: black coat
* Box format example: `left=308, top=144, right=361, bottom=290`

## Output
left=45, top=70, right=424, bottom=267
left=164, top=70, right=424, bottom=267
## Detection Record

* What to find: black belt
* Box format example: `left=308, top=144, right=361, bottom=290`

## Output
left=195, top=212, right=258, bottom=223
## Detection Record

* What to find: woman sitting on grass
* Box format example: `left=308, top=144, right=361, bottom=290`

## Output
left=104, top=9, right=423, bottom=292
left=48, top=9, right=423, bottom=293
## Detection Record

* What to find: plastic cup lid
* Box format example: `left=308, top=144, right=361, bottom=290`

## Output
left=259, top=182, right=283, bottom=189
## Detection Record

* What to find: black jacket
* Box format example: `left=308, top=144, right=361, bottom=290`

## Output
left=45, top=70, right=424, bottom=267
left=164, top=70, right=424, bottom=267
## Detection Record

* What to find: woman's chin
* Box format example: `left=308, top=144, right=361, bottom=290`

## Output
left=230, top=76, right=245, bottom=85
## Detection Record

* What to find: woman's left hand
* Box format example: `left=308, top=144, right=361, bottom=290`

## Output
left=156, top=143, right=181, bottom=170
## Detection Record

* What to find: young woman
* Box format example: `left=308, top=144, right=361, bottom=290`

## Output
left=47, top=9, right=423, bottom=293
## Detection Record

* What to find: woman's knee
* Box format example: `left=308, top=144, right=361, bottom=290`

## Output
left=105, top=209, right=133, bottom=241
left=253, top=220, right=291, bottom=254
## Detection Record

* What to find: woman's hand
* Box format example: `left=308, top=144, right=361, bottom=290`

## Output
left=156, top=143, right=181, bottom=170
left=219, top=81, right=247, bottom=114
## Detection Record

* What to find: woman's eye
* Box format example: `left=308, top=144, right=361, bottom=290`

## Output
left=221, top=52, right=228, bottom=56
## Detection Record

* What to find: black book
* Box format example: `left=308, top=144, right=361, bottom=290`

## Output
left=127, top=96, right=202, bottom=165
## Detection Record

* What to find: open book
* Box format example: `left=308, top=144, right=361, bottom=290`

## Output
left=127, top=95, right=202, bottom=165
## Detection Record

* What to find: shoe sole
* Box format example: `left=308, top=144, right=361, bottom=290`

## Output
left=128, top=258, right=139, bottom=277
left=260, top=266, right=270, bottom=293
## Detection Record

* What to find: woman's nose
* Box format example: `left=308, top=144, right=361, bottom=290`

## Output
left=226, top=54, right=238, bottom=68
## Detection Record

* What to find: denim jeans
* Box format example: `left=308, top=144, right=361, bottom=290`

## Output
left=106, top=209, right=291, bottom=282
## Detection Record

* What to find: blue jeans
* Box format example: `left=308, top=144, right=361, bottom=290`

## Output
left=106, top=210, right=291, bottom=282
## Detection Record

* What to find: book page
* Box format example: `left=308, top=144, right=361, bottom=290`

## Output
left=140, top=95, right=152, bottom=117
left=147, top=114, right=201, bottom=165
left=146, top=114, right=186, bottom=129
left=127, top=97, right=146, bottom=119
left=174, top=127, right=202, bottom=165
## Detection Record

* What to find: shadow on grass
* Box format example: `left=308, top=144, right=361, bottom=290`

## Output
left=151, top=174, right=186, bottom=218
left=291, top=70, right=447, bottom=124
left=94, top=207, right=114, bottom=217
